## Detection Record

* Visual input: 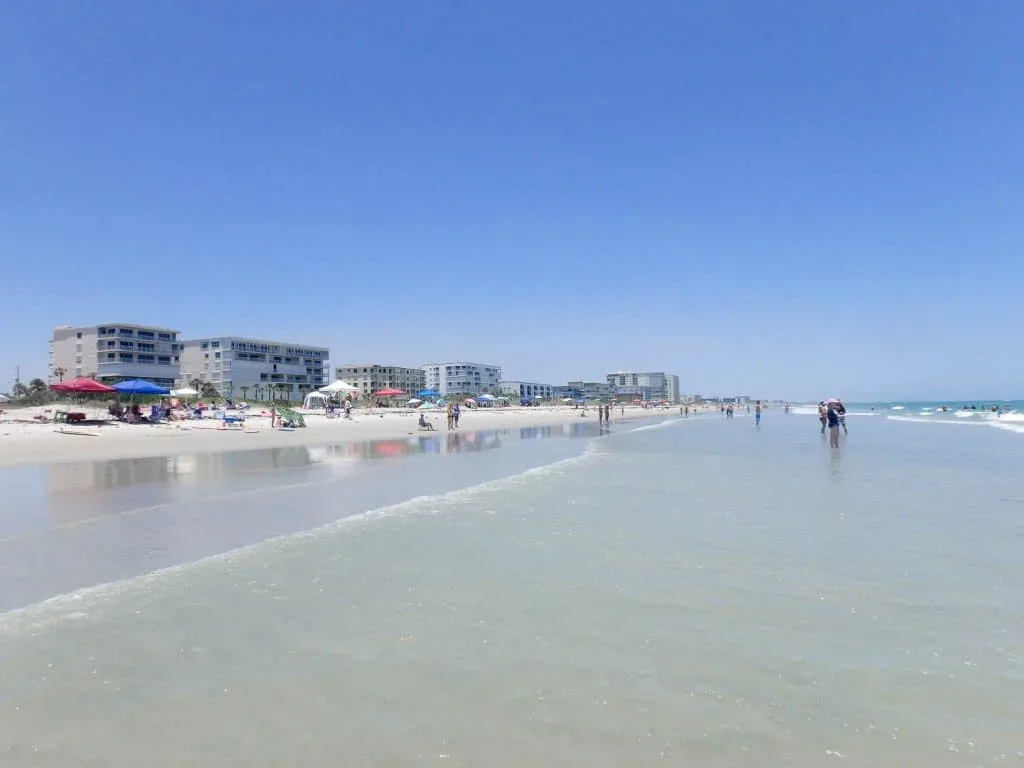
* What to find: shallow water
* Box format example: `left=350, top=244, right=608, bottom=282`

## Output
left=1, top=413, right=1022, bottom=766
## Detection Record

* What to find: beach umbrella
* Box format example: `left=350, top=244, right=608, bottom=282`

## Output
left=50, top=377, right=116, bottom=394
left=373, top=387, right=406, bottom=397
left=321, top=379, right=360, bottom=394
left=113, top=379, right=170, bottom=396
left=417, top=402, right=436, bottom=410
left=407, top=398, right=423, bottom=405
left=417, top=389, right=440, bottom=398
left=171, top=387, right=198, bottom=397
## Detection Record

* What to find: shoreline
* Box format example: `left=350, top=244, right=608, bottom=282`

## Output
left=0, top=405, right=675, bottom=469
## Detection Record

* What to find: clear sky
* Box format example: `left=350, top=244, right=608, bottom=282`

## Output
left=2, top=0, right=1021, bottom=401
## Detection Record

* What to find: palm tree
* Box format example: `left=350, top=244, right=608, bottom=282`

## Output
left=189, top=378, right=202, bottom=393
left=53, top=367, right=67, bottom=383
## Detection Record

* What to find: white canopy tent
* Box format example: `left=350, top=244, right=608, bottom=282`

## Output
left=320, top=379, right=359, bottom=395
left=303, top=391, right=330, bottom=410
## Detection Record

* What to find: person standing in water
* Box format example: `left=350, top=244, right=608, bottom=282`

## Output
left=755, top=400, right=762, bottom=426
left=826, top=401, right=841, bottom=448
left=836, top=399, right=848, bottom=435
left=818, top=401, right=827, bottom=434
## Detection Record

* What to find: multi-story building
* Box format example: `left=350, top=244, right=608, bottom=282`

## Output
left=500, top=380, right=554, bottom=401
left=334, top=364, right=426, bottom=397
left=179, top=337, right=329, bottom=401
left=422, top=362, right=502, bottom=397
left=554, top=381, right=613, bottom=401
left=605, top=370, right=680, bottom=403
left=50, top=323, right=182, bottom=387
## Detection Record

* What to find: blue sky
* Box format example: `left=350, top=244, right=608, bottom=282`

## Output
left=2, top=0, right=1021, bottom=400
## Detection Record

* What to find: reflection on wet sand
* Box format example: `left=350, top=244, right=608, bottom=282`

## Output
left=43, top=428, right=530, bottom=496
left=37, top=424, right=610, bottom=527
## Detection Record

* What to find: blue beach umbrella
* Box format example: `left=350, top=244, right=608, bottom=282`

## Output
left=417, top=389, right=440, bottom=398
left=113, top=379, right=170, bottom=396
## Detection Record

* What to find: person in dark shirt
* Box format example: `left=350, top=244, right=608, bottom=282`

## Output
left=836, top=399, right=848, bottom=435
left=826, top=401, right=841, bottom=448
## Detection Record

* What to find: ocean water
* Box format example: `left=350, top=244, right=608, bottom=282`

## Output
left=1, top=413, right=1023, bottom=766
left=789, top=400, right=1024, bottom=437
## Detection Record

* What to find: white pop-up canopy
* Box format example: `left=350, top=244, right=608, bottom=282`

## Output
left=303, top=391, right=330, bottom=410
left=320, top=379, right=359, bottom=394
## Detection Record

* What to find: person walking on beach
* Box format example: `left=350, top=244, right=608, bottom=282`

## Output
left=446, top=403, right=455, bottom=430
left=826, top=401, right=841, bottom=448
left=453, top=403, right=461, bottom=428
left=755, top=400, right=762, bottom=426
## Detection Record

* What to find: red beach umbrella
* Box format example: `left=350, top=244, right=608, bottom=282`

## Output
left=373, top=388, right=406, bottom=397
left=50, top=377, right=116, bottom=393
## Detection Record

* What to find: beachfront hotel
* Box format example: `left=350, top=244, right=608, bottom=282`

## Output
left=179, top=337, right=329, bottom=402
left=334, top=364, right=426, bottom=397
left=49, top=323, right=182, bottom=388
left=605, top=371, right=680, bottom=403
left=422, top=362, right=502, bottom=397
left=554, top=381, right=614, bottom=401
left=500, top=380, right=555, bottom=401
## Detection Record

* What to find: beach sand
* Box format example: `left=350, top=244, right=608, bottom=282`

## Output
left=0, top=404, right=670, bottom=468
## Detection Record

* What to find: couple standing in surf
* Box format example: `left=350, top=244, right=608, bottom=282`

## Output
left=818, top=399, right=847, bottom=448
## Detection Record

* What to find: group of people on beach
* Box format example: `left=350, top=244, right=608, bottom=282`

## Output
left=716, top=400, right=763, bottom=425
left=818, top=399, right=847, bottom=448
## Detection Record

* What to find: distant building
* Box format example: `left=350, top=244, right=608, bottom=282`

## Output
left=554, top=381, right=613, bottom=401
left=605, top=371, right=680, bottom=403
left=335, top=364, right=426, bottom=397
left=422, top=362, right=502, bottom=396
left=179, top=337, right=329, bottom=401
left=50, top=323, right=182, bottom=387
left=500, top=380, right=554, bottom=401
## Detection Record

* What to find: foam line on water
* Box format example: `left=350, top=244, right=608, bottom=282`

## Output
left=887, top=414, right=1024, bottom=436
left=0, top=444, right=605, bottom=637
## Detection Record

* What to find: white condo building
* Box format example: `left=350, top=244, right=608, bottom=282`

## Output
left=422, top=362, right=502, bottom=396
left=50, top=323, right=182, bottom=387
left=500, top=380, right=554, bottom=401
left=179, top=337, right=329, bottom=401
left=334, top=364, right=426, bottom=397
left=606, top=370, right=680, bottom=403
